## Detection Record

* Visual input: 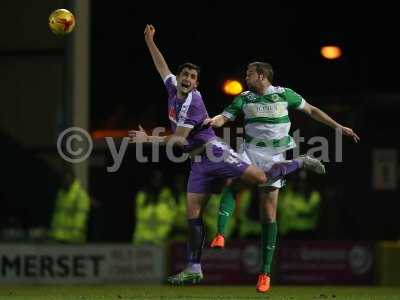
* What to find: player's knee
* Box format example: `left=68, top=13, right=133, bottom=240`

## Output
left=254, top=170, right=267, bottom=185
left=187, top=204, right=202, bottom=218
left=186, top=201, right=202, bottom=219
left=243, top=166, right=267, bottom=185
left=228, top=178, right=242, bottom=193
left=264, top=215, right=276, bottom=223
left=187, top=209, right=201, bottom=219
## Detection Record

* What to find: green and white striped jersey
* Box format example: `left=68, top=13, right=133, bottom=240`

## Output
left=222, top=85, right=306, bottom=154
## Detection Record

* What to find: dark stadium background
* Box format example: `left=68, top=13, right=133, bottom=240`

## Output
left=90, top=1, right=400, bottom=242
left=0, top=0, right=399, bottom=246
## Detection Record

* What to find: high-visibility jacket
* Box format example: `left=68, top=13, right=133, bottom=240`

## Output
left=237, top=189, right=260, bottom=238
left=203, top=194, right=236, bottom=240
left=278, top=186, right=321, bottom=235
left=50, top=179, right=90, bottom=243
left=133, top=187, right=176, bottom=245
left=171, top=192, right=187, bottom=241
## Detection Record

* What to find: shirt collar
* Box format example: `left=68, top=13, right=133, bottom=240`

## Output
left=263, top=85, right=275, bottom=95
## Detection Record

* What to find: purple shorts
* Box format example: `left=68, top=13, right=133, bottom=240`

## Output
left=187, top=141, right=249, bottom=194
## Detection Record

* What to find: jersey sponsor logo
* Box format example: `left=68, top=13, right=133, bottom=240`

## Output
left=256, top=104, right=275, bottom=113
left=176, top=104, right=190, bottom=124
left=245, top=103, right=288, bottom=118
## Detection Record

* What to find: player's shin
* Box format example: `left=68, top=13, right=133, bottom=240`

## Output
left=217, top=186, right=237, bottom=235
left=260, top=222, right=277, bottom=275
left=187, top=218, right=205, bottom=273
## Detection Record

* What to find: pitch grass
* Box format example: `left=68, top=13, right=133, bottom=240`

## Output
left=0, top=285, right=399, bottom=300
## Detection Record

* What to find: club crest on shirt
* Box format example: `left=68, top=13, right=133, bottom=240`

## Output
left=271, top=94, right=281, bottom=102
left=243, top=91, right=258, bottom=102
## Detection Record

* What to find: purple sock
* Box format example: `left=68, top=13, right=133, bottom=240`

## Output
left=187, top=263, right=202, bottom=273
left=187, top=218, right=205, bottom=264
left=267, top=161, right=300, bottom=181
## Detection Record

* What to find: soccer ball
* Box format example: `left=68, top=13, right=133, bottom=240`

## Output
left=49, top=9, right=76, bottom=36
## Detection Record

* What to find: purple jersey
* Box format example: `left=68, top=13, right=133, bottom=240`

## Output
left=164, top=74, right=216, bottom=152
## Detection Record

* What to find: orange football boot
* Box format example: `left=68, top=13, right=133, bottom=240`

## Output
left=256, top=273, right=271, bottom=293
left=210, top=234, right=225, bottom=248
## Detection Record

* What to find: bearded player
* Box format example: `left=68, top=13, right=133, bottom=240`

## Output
left=129, top=25, right=325, bottom=285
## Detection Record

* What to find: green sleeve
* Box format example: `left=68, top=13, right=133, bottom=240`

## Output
left=222, top=95, right=245, bottom=120
left=284, top=88, right=305, bottom=109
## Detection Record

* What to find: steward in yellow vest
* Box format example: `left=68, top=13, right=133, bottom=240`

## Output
left=237, top=188, right=261, bottom=238
left=133, top=185, right=176, bottom=245
left=50, top=172, right=90, bottom=243
left=278, top=183, right=321, bottom=237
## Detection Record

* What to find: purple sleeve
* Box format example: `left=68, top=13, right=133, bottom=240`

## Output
left=177, top=92, right=206, bottom=128
left=163, top=74, right=177, bottom=98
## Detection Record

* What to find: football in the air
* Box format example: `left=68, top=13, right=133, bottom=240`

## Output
left=49, top=9, right=76, bottom=36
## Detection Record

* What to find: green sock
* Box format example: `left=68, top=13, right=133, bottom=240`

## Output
left=260, top=222, right=277, bottom=275
left=217, top=187, right=237, bottom=236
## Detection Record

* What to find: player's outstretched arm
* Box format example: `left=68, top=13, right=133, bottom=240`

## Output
left=128, top=125, right=191, bottom=147
left=302, top=102, right=360, bottom=143
left=144, top=24, right=171, bottom=79
left=203, top=114, right=230, bottom=128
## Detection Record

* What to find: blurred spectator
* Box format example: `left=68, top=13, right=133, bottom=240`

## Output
left=1, top=216, right=26, bottom=242
left=237, top=188, right=261, bottom=239
left=49, top=166, right=91, bottom=243
left=278, top=170, right=321, bottom=239
left=133, top=170, right=176, bottom=245
left=170, top=174, right=187, bottom=241
left=0, top=130, right=60, bottom=241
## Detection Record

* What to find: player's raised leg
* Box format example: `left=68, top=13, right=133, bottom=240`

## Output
left=211, top=184, right=237, bottom=248
left=210, top=161, right=298, bottom=248
left=211, top=155, right=325, bottom=248
left=242, top=154, right=325, bottom=185
left=167, top=192, right=210, bottom=285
